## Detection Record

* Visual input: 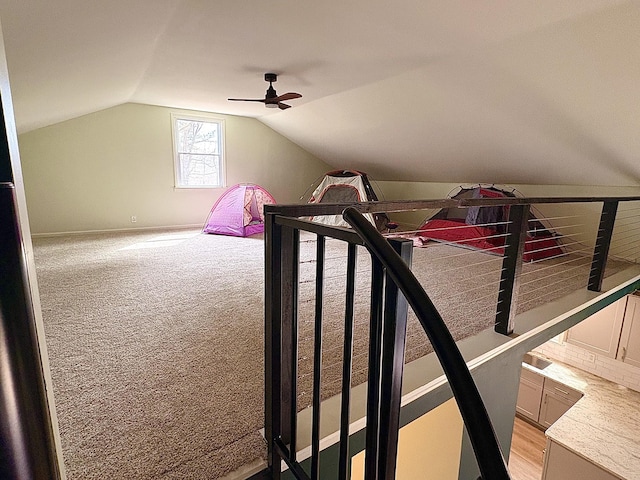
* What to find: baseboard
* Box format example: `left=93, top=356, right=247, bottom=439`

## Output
left=220, top=459, right=268, bottom=480
left=31, top=224, right=203, bottom=238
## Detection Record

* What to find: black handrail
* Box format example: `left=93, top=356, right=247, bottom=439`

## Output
left=265, top=194, right=640, bottom=219
left=343, top=207, right=511, bottom=480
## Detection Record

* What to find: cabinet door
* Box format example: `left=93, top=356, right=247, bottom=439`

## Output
left=618, top=295, right=640, bottom=368
left=516, top=368, right=544, bottom=422
left=566, top=299, right=626, bottom=358
left=542, top=440, right=619, bottom=480
left=539, top=392, right=574, bottom=428
left=539, top=379, right=582, bottom=429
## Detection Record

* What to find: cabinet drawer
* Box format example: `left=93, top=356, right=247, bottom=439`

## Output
left=516, top=368, right=544, bottom=421
left=544, top=378, right=582, bottom=403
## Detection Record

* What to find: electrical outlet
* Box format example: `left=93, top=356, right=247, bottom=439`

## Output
left=586, top=352, right=596, bottom=364
left=130, top=215, right=137, bottom=223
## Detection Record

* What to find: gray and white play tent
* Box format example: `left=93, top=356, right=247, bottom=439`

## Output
left=308, top=170, right=394, bottom=231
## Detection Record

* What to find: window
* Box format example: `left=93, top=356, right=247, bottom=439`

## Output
left=172, top=114, right=225, bottom=188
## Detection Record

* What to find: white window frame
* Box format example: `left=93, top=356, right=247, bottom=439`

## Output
left=171, top=113, right=226, bottom=189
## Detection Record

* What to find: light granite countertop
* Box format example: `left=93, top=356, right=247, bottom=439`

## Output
left=522, top=355, right=640, bottom=480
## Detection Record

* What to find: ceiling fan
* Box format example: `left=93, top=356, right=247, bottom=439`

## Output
left=228, top=73, right=302, bottom=110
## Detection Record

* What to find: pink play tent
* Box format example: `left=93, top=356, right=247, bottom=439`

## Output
left=202, top=184, right=276, bottom=237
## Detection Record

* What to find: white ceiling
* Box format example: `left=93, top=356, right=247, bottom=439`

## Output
left=1, top=0, right=639, bottom=186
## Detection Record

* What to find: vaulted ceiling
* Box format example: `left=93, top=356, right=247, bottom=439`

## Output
left=1, top=0, right=639, bottom=186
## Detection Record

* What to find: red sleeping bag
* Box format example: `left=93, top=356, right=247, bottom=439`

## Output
left=418, top=219, right=563, bottom=262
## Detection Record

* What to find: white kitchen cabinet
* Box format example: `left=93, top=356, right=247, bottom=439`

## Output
left=617, top=294, right=640, bottom=368
left=566, top=299, right=626, bottom=358
left=515, top=367, right=544, bottom=422
left=516, top=363, right=582, bottom=428
left=542, top=439, right=620, bottom=480
left=538, top=378, right=582, bottom=429
left=567, top=293, right=640, bottom=367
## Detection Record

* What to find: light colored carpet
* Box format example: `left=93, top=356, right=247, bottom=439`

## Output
left=35, top=230, right=268, bottom=479
left=32, top=229, right=629, bottom=479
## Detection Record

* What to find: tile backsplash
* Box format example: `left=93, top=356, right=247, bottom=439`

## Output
left=534, top=338, right=640, bottom=393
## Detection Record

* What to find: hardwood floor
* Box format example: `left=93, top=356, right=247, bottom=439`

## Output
left=509, top=416, right=547, bottom=480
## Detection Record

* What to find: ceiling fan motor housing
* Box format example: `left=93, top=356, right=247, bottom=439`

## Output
left=265, top=85, right=278, bottom=100
left=264, top=73, right=279, bottom=107
left=228, top=72, right=299, bottom=109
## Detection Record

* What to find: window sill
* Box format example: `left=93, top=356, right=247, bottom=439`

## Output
left=174, top=185, right=226, bottom=190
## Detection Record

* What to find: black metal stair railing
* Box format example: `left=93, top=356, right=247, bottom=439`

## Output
left=343, top=207, right=511, bottom=480
left=264, top=207, right=511, bottom=480
left=265, top=212, right=417, bottom=480
left=264, top=195, right=640, bottom=480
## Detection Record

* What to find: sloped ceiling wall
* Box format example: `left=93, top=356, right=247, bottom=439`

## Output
left=263, top=3, right=640, bottom=186
left=0, top=0, right=639, bottom=187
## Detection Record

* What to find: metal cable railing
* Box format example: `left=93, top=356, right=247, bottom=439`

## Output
left=287, top=197, right=640, bottom=411
left=610, top=201, right=640, bottom=263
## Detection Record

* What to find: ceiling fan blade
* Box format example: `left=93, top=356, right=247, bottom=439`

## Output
left=278, top=103, right=292, bottom=110
left=273, top=92, right=302, bottom=102
left=228, top=98, right=266, bottom=103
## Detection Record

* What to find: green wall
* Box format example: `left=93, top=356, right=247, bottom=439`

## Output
left=18, top=103, right=331, bottom=234
left=17, top=102, right=640, bottom=247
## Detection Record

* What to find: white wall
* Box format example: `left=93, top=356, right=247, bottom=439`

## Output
left=18, top=103, right=331, bottom=234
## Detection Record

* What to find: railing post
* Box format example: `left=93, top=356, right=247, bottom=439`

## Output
left=310, top=235, right=326, bottom=480
left=495, top=204, right=530, bottom=335
left=338, top=244, right=358, bottom=480
left=280, top=225, right=300, bottom=460
left=377, top=239, right=412, bottom=480
left=264, top=210, right=282, bottom=480
left=364, top=257, right=385, bottom=480
left=588, top=201, right=618, bottom=292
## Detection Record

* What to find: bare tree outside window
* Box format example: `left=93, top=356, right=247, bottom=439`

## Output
left=173, top=115, right=224, bottom=187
